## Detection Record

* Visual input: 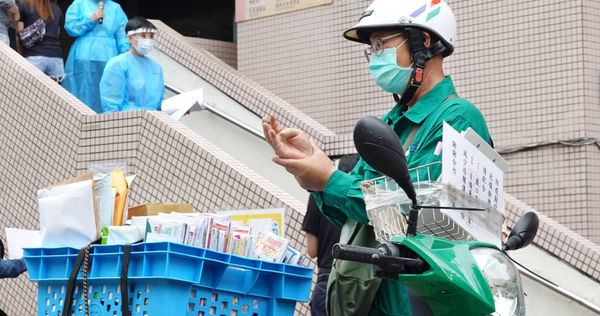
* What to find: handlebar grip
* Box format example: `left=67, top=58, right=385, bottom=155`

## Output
left=332, top=243, right=383, bottom=264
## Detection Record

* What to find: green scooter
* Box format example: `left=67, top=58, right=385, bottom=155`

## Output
left=332, top=116, right=539, bottom=316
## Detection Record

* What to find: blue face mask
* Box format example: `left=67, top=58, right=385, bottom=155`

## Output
left=134, top=38, right=155, bottom=56
left=368, top=41, right=413, bottom=94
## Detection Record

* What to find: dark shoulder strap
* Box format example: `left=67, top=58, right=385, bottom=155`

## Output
left=347, top=222, right=363, bottom=245
left=403, top=125, right=420, bottom=153
left=404, top=94, right=458, bottom=152
left=444, top=94, right=458, bottom=101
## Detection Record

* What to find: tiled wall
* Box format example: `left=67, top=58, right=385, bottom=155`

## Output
left=0, top=41, right=94, bottom=316
left=237, top=0, right=383, bottom=135
left=237, top=0, right=589, bottom=141
left=504, top=192, right=600, bottom=281
left=0, top=42, right=312, bottom=315
left=151, top=20, right=336, bottom=149
left=502, top=145, right=600, bottom=242
left=447, top=1, right=599, bottom=244
left=236, top=1, right=600, bottom=243
left=184, top=37, right=238, bottom=69
left=583, top=1, right=600, bottom=137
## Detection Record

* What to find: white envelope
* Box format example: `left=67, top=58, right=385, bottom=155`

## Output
left=93, top=173, right=115, bottom=229
left=161, top=88, right=205, bottom=120
left=88, top=163, right=127, bottom=229
left=38, top=179, right=97, bottom=248
left=4, top=228, right=41, bottom=259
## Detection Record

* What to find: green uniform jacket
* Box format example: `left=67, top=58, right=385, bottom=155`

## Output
left=313, top=76, right=491, bottom=315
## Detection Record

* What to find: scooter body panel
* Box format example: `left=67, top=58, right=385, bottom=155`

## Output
left=390, top=234, right=497, bottom=316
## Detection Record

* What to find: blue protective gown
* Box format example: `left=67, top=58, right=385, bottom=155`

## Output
left=63, top=0, right=129, bottom=113
left=99, top=52, right=164, bottom=113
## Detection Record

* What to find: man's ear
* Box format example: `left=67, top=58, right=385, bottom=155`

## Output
left=422, top=31, right=431, bottom=48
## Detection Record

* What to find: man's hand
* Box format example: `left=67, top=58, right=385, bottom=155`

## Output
left=272, top=143, right=336, bottom=191
left=262, top=114, right=312, bottom=159
left=263, top=114, right=335, bottom=191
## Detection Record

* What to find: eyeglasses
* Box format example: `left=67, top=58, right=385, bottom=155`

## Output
left=364, top=32, right=405, bottom=62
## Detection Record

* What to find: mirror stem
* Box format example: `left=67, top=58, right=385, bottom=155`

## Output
left=406, top=206, right=419, bottom=237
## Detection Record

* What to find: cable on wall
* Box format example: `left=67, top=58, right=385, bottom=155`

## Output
left=496, top=137, right=600, bottom=154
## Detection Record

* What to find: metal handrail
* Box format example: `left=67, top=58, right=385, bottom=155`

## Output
left=515, top=262, right=600, bottom=314
left=164, top=83, right=264, bottom=139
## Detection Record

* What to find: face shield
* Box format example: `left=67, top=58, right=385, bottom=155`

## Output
left=127, top=28, right=157, bottom=56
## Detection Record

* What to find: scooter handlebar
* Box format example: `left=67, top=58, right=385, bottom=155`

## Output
left=333, top=242, right=430, bottom=274
left=332, top=243, right=383, bottom=264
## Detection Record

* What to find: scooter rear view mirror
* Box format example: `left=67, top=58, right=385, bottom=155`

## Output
left=353, top=116, right=417, bottom=206
left=503, top=212, right=539, bottom=251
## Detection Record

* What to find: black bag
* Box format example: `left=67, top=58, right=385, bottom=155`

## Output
left=18, top=18, right=46, bottom=48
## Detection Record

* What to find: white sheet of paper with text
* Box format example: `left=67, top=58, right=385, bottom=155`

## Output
left=440, top=122, right=504, bottom=245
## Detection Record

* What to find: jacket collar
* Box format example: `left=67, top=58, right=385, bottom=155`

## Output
left=384, top=76, right=456, bottom=126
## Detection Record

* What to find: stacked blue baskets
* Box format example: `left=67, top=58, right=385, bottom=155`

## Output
left=23, top=242, right=313, bottom=316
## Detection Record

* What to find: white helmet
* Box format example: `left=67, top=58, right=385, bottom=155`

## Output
left=344, top=0, right=456, bottom=56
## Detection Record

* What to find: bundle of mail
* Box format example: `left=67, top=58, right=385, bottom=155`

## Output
left=5, top=161, right=304, bottom=266
left=33, top=162, right=134, bottom=249
left=5, top=163, right=134, bottom=259
left=129, top=210, right=305, bottom=266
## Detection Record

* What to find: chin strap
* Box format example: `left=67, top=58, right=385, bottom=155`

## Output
left=397, top=28, right=448, bottom=106
left=393, top=93, right=401, bottom=105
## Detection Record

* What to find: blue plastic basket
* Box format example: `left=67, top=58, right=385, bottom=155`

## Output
left=23, top=242, right=313, bottom=316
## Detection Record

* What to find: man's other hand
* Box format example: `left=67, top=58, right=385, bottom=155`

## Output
left=272, top=143, right=336, bottom=191
left=262, top=114, right=312, bottom=159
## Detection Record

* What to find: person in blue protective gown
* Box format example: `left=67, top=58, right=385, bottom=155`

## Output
left=99, top=16, right=164, bottom=113
left=62, top=0, right=129, bottom=113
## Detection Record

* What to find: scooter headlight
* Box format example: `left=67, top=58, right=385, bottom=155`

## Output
left=470, top=247, right=525, bottom=316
